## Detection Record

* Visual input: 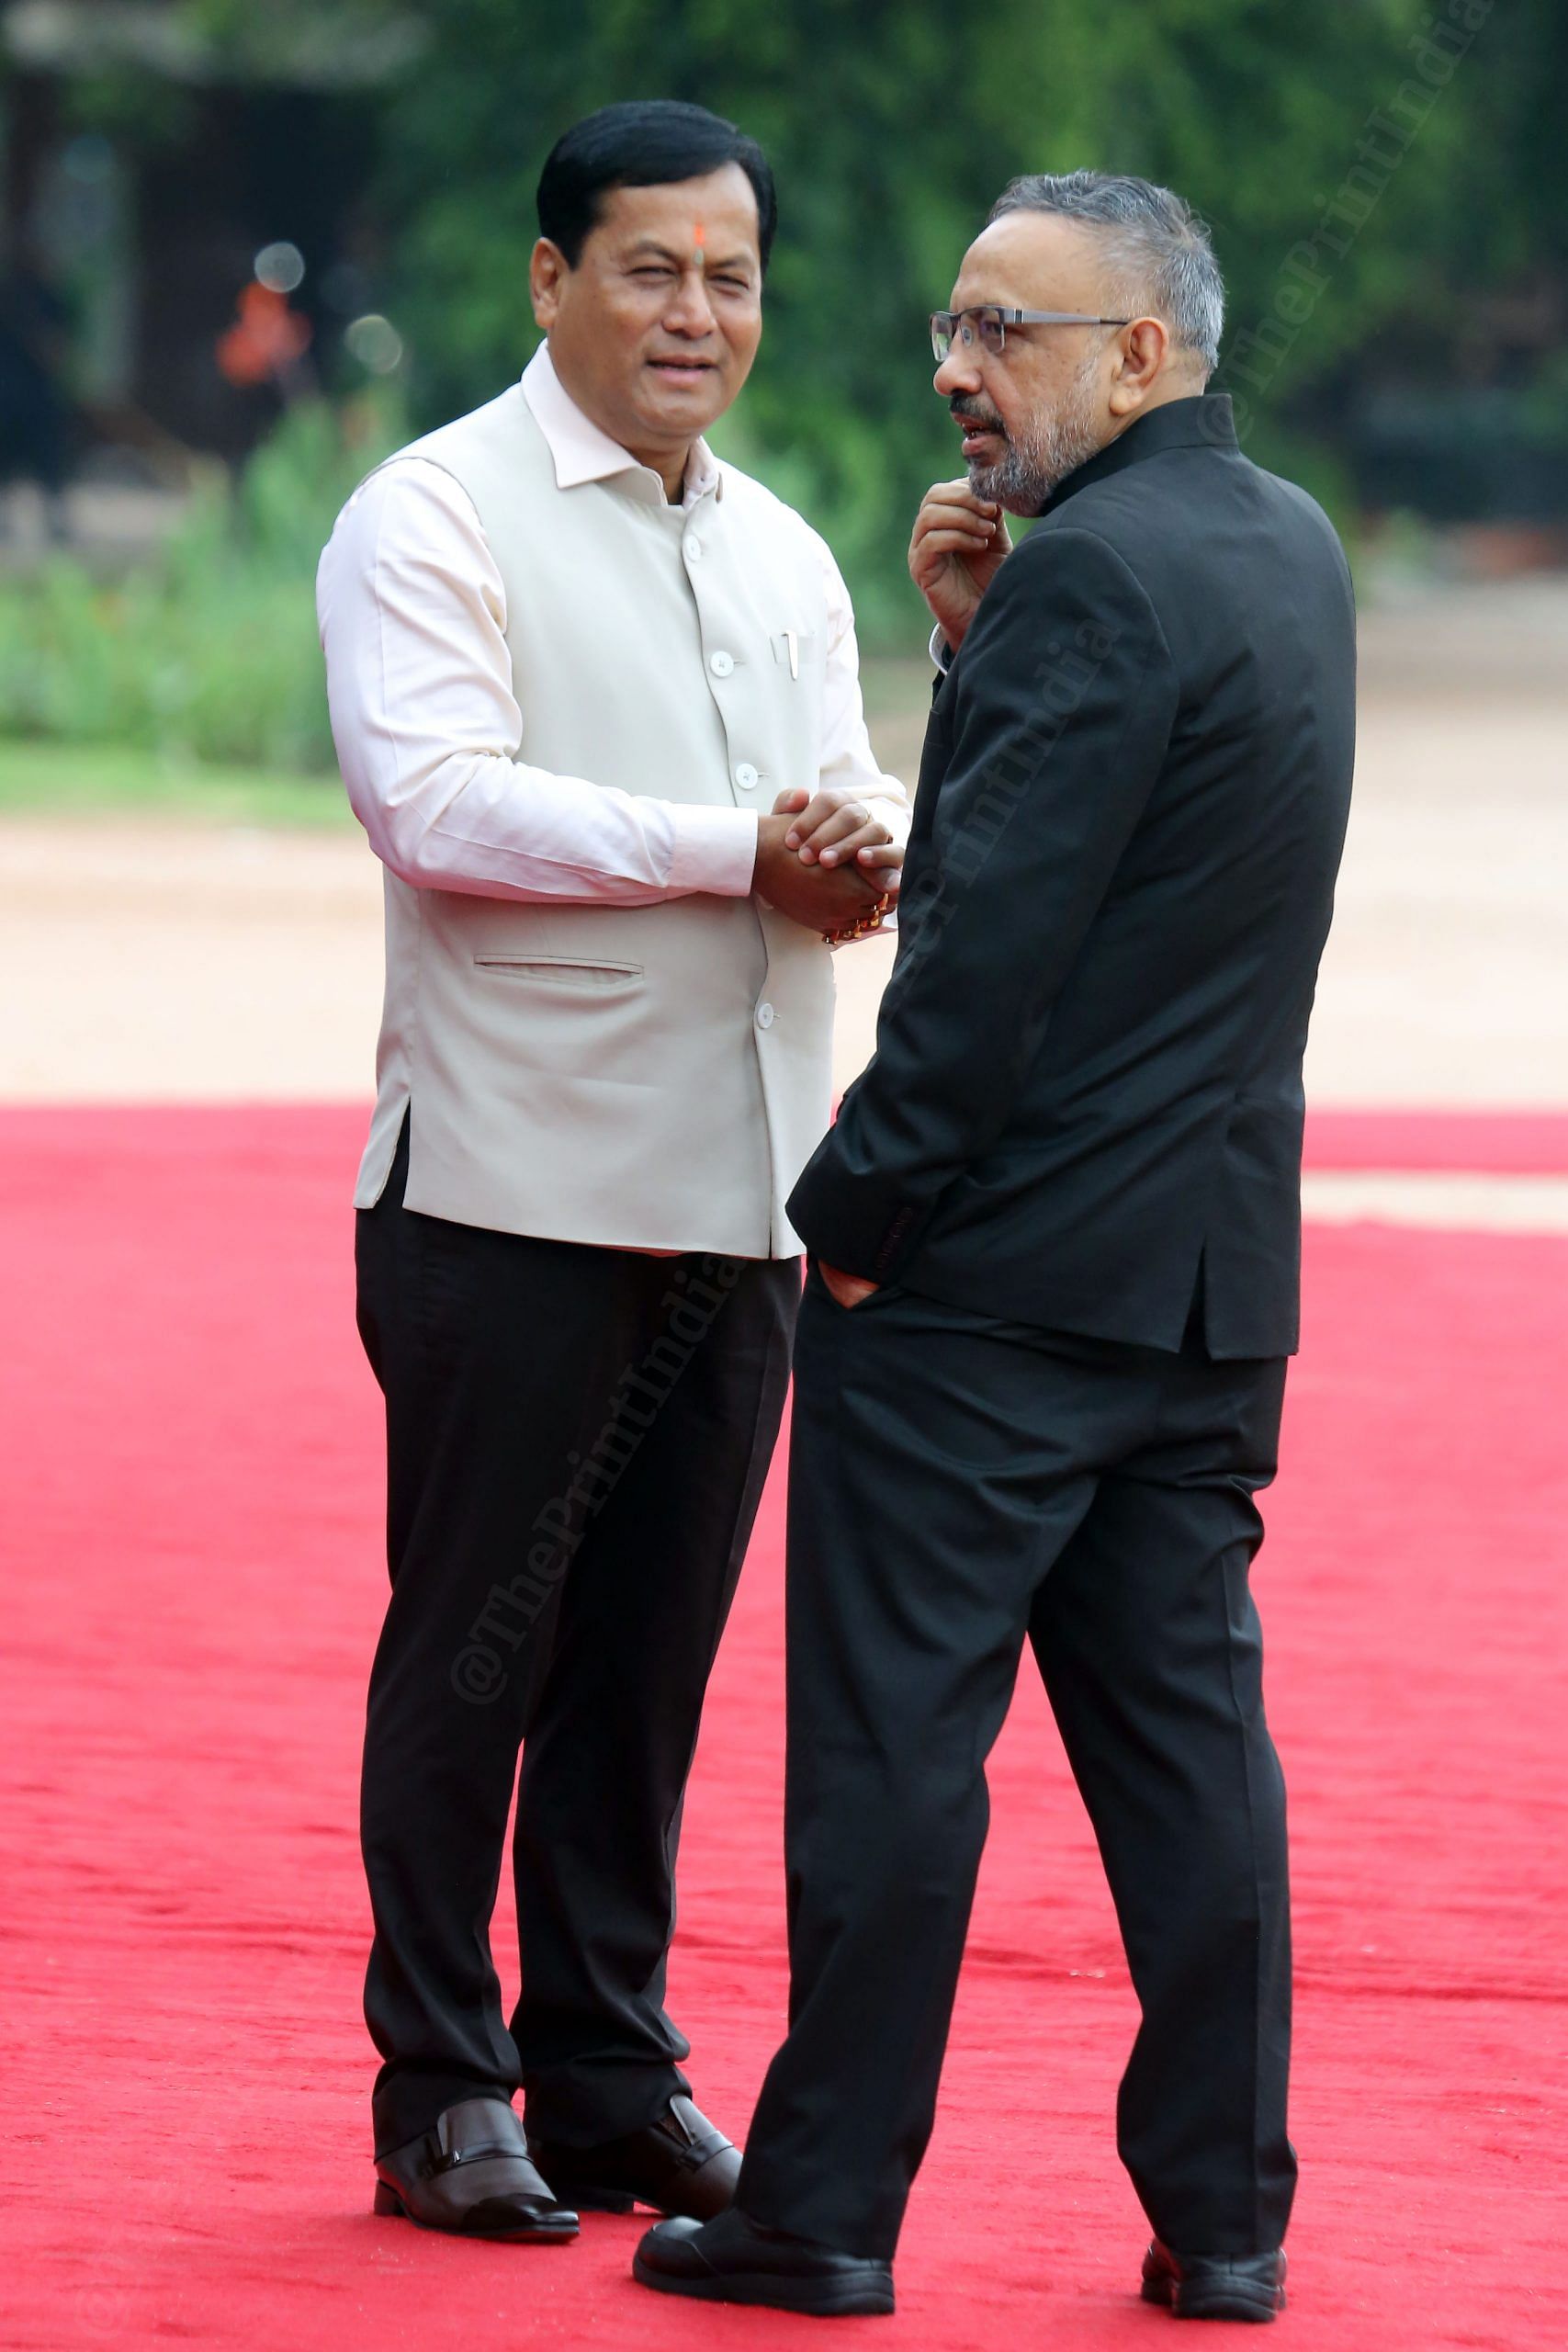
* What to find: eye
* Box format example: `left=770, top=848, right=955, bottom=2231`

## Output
left=631, top=265, right=676, bottom=282
left=712, top=276, right=753, bottom=294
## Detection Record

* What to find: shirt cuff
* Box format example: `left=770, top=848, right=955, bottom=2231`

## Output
left=929, top=623, right=954, bottom=673
left=667, top=803, right=760, bottom=897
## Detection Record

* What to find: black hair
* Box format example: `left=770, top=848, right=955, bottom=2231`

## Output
left=536, top=100, right=777, bottom=274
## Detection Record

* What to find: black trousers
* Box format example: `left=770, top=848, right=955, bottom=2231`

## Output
left=355, top=1117, right=797, bottom=2155
left=738, top=1264, right=1294, bottom=2261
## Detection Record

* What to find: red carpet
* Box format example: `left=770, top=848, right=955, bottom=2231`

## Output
left=1303, top=1106, right=1568, bottom=1174
left=2, top=1106, right=1563, bottom=2350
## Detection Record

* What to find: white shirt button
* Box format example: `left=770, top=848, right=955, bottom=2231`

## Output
left=734, top=762, right=759, bottom=791
left=709, top=650, right=735, bottom=678
left=684, top=535, right=704, bottom=561
left=756, top=1002, right=775, bottom=1030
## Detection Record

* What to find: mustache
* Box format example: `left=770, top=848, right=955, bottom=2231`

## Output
left=951, top=401, right=1007, bottom=437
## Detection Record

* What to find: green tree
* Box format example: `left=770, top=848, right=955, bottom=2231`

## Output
left=183, top=0, right=1568, bottom=635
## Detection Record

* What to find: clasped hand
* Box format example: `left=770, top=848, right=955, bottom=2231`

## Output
left=754, top=784, right=903, bottom=942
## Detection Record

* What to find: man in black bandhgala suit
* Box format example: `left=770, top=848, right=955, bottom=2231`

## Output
left=636, top=170, right=1356, bottom=2323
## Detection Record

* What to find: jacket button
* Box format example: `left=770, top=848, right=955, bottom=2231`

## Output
left=734, top=762, right=759, bottom=790
left=756, top=1002, right=775, bottom=1030
left=684, top=535, right=704, bottom=561
left=709, top=650, right=735, bottom=677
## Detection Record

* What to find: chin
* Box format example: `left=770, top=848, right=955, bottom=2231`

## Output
left=642, top=379, right=728, bottom=434
left=964, top=458, right=1011, bottom=505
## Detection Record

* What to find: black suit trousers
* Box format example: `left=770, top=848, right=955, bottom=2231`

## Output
left=355, top=1117, right=797, bottom=2155
left=738, top=1264, right=1294, bottom=2260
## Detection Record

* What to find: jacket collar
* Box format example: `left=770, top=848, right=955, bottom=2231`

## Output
left=1039, top=391, right=1236, bottom=514
left=521, top=342, right=723, bottom=507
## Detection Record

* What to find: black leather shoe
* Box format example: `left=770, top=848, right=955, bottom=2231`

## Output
left=633, top=2207, right=895, bottom=2316
left=529, top=2095, right=741, bottom=2219
left=1141, top=2241, right=1286, bottom=2322
left=374, top=2096, right=578, bottom=2242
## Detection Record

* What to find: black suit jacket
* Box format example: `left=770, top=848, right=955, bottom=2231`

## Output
left=787, top=394, right=1356, bottom=1359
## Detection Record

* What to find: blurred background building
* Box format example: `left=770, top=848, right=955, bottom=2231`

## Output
left=0, top=2, right=415, bottom=474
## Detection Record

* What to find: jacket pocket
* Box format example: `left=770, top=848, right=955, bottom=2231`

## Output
left=472, top=956, right=644, bottom=991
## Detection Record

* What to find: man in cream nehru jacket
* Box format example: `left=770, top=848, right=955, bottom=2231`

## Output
left=317, top=99, right=908, bottom=2243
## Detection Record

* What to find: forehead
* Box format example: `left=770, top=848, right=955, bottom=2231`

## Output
left=950, top=211, right=1105, bottom=310
left=592, top=164, right=761, bottom=256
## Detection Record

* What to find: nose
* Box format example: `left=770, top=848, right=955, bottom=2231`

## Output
left=933, top=345, right=980, bottom=399
left=665, top=265, right=718, bottom=337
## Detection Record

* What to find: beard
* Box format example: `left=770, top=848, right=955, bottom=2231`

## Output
left=959, top=352, right=1109, bottom=514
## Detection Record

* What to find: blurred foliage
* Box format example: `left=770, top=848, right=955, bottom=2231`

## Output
left=182, top=0, right=1565, bottom=638
left=0, top=394, right=401, bottom=770
left=6, top=0, right=1564, bottom=776
left=0, top=738, right=356, bottom=824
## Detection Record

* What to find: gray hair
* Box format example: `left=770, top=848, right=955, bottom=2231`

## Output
left=988, top=171, right=1224, bottom=376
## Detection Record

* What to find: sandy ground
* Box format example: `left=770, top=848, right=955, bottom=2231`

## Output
left=2, top=594, right=1563, bottom=1228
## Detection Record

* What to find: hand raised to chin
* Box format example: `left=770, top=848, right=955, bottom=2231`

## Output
left=908, top=477, right=1012, bottom=652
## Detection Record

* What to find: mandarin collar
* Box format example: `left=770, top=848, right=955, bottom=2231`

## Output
left=1037, top=391, right=1236, bottom=514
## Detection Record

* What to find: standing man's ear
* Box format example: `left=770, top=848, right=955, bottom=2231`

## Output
left=1107, top=316, right=1171, bottom=416
left=530, top=239, right=569, bottom=332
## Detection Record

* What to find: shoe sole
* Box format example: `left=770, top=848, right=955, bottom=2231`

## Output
left=632, top=2250, right=894, bottom=2316
left=1175, top=2289, right=1282, bottom=2323
left=1142, top=2274, right=1283, bottom=2323
left=373, top=2181, right=578, bottom=2243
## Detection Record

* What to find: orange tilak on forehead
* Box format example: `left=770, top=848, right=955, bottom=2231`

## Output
left=692, top=222, right=707, bottom=270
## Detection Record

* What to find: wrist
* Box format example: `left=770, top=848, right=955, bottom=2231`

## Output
left=751, top=812, right=785, bottom=890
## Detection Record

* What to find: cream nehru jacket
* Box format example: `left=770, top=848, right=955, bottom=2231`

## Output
left=327, top=354, right=906, bottom=1258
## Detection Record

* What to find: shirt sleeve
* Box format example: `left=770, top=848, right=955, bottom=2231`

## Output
left=315, top=458, right=760, bottom=904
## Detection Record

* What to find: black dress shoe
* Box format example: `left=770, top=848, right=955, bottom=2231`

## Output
left=633, top=2207, right=895, bottom=2316
left=529, top=2094, right=741, bottom=2219
left=374, top=2096, right=578, bottom=2242
left=1141, top=2240, right=1286, bottom=2322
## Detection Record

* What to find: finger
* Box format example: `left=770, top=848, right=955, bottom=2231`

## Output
left=811, top=824, right=888, bottom=866
left=816, top=860, right=887, bottom=905
left=911, top=501, right=1001, bottom=545
left=784, top=789, right=845, bottom=849
left=918, top=504, right=1001, bottom=540
left=911, top=532, right=1004, bottom=590
left=915, top=528, right=1002, bottom=568
left=818, top=822, right=892, bottom=866
left=796, top=802, right=877, bottom=855
left=855, top=845, right=903, bottom=899
left=772, top=786, right=809, bottom=817
left=799, top=804, right=884, bottom=860
left=912, top=480, right=992, bottom=537
left=916, top=520, right=999, bottom=558
left=921, top=478, right=1002, bottom=518
left=919, top=511, right=1007, bottom=547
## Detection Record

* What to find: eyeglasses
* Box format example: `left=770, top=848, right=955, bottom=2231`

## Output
left=931, top=306, right=1132, bottom=363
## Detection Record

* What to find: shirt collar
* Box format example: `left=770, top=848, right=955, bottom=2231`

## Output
left=521, top=343, right=723, bottom=507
